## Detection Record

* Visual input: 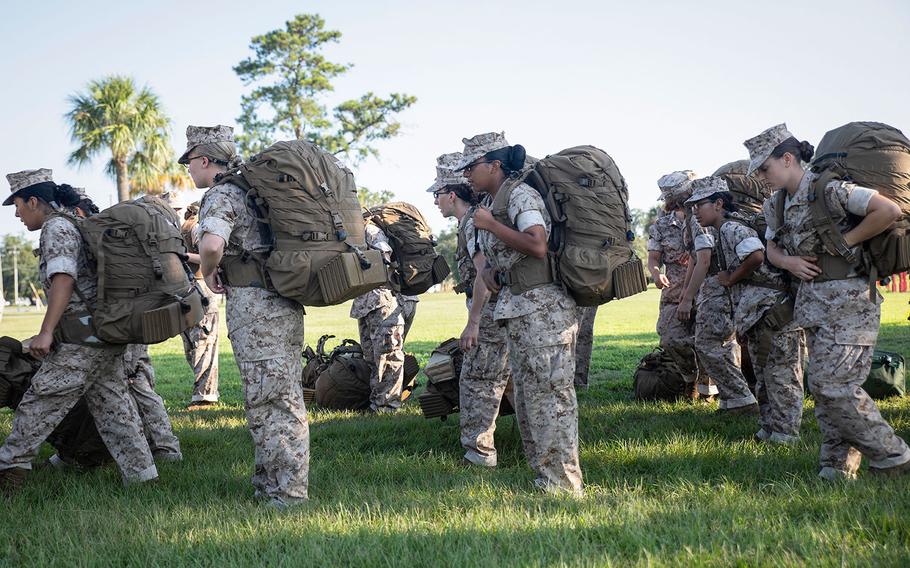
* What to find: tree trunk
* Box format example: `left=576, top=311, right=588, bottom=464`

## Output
left=114, top=157, right=130, bottom=202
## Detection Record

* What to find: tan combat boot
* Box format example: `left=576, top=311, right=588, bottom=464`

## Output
left=0, top=467, right=29, bottom=498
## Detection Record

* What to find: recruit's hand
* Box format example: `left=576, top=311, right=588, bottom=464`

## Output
left=28, top=330, right=54, bottom=359
left=786, top=255, right=822, bottom=282
left=460, top=320, right=480, bottom=352
left=480, top=265, right=501, bottom=293
left=205, top=271, right=226, bottom=294
left=472, top=207, right=495, bottom=231
left=676, top=298, right=693, bottom=322
left=717, top=271, right=733, bottom=287
left=654, top=273, right=671, bottom=289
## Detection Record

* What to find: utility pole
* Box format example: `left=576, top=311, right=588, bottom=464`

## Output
left=12, top=246, right=18, bottom=309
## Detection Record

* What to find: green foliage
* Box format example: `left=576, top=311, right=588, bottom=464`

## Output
left=234, top=14, right=416, bottom=161
left=65, top=76, right=186, bottom=201
left=434, top=223, right=459, bottom=284
left=357, top=187, right=394, bottom=209
left=1, top=234, right=40, bottom=304
left=629, top=205, right=662, bottom=260
left=0, top=291, right=908, bottom=565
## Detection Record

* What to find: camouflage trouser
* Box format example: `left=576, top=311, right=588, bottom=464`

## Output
left=124, top=344, right=182, bottom=459
left=230, top=309, right=310, bottom=502
left=459, top=338, right=513, bottom=467
left=573, top=306, right=597, bottom=388
left=506, top=307, right=583, bottom=495
left=400, top=298, right=418, bottom=342
left=746, top=321, right=805, bottom=442
left=658, top=303, right=718, bottom=396
left=806, top=324, right=910, bottom=475
left=695, top=295, right=755, bottom=409
left=359, top=303, right=406, bottom=413
left=181, top=296, right=220, bottom=403
left=0, top=343, right=157, bottom=483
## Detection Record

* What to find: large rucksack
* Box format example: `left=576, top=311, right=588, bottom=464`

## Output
left=365, top=202, right=451, bottom=295
left=313, top=338, right=419, bottom=411
left=788, top=122, right=910, bottom=281
left=493, top=146, right=648, bottom=306
left=216, top=140, right=388, bottom=306
left=417, top=338, right=514, bottom=420
left=713, top=160, right=751, bottom=176
left=54, top=196, right=205, bottom=345
left=0, top=337, right=113, bottom=467
left=632, top=348, right=688, bottom=401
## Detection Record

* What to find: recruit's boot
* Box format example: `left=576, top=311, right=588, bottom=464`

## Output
left=186, top=400, right=217, bottom=411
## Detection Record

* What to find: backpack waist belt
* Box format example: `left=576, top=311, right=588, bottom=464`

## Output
left=811, top=252, right=856, bottom=282
left=220, top=254, right=271, bottom=289
left=497, top=255, right=555, bottom=295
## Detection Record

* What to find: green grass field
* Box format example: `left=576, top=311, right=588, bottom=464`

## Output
left=1, top=289, right=909, bottom=566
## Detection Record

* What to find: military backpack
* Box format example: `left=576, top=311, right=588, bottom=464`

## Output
left=214, top=140, right=388, bottom=306
left=365, top=202, right=451, bottom=295
left=417, top=338, right=514, bottom=420
left=862, top=351, right=906, bottom=399
left=632, top=348, right=688, bottom=402
left=54, top=196, right=205, bottom=345
left=492, top=146, right=648, bottom=306
left=0, top=337, right=113, bottom=467
left=313, top=338, right=419, bottom=411
left=775, top=122, right=910, bottom=283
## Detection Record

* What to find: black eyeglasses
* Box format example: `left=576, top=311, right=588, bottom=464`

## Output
left=182, top=155, right=205, bottom=169
left=433, top=189, right=454, bottom=198
left=463, top=160, right=493, bottom=174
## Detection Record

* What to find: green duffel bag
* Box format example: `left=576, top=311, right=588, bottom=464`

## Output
left=863, top=351, right=906, bottom=399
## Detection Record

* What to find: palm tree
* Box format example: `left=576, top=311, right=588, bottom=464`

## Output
left=66, top=76, right=179, bottom=202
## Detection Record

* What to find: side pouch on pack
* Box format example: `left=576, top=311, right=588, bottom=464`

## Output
left=316, top=248, right=388, bottom=305
left=863, top=351, right=906, bottom=399
left=140, top=287, right=205, bottom=344
left=53, top=311, right=104, bottom=347
left=612, top=256, right=649, bottom=300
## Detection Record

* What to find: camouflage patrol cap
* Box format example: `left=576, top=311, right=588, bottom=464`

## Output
left=657, top=170, right=697, bottom=202
left=744, top=123, right=793, bottom=175
left=684, top=176, right=730, bottom=205
left=3, top=168, right=54, bottom=206
left=426, top=152, right=468, bottom=193
left=178, top=125, right=236, bottom=164
left=453, top=132, right=510, bottom=171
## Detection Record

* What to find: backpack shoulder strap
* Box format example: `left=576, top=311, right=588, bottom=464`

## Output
left=807, top=172, right=857, bottom=265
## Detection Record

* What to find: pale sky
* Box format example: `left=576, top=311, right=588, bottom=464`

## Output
left=2, top=0, right=908, bottom=241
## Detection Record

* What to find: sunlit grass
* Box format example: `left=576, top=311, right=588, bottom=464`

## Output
left=0, top=289, right=908, bottom=566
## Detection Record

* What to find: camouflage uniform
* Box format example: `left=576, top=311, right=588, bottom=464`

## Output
left=457, top=208, right=513, bottom=467
left=573, top=306, right=597, bottom=388
left=718, top=218, right=805, bottom=442
left=180, top=212, right=220, bottom=403
left=649, top=210, right=701, bottom=387
left=690, top=218, right=756, bottom=409
left=763, top=170, right=910, bottom=475
left=122, top=344, right=182, bottom=459
left=199, top=180, right=309, bottom=504
left=478, top=182, right=582, bottom=495
left=397, top=293, right=419, bottom=341
left=0, top=213, right=157, bottom=483
left=351, top=223, right=406, bottom=413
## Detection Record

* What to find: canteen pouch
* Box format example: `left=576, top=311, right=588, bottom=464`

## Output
left=140, top=287, right=205, bottom=344
left=316, top=248, right=388, bottom=305
left=612, top=256, right=649, bottom=300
